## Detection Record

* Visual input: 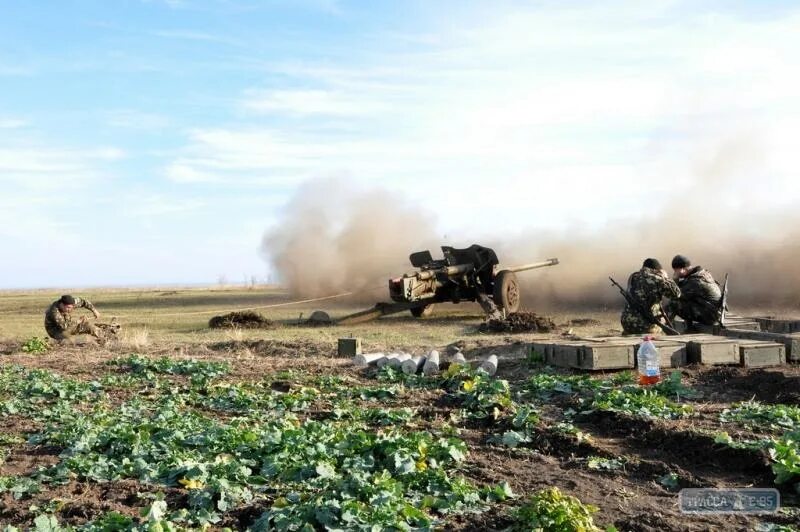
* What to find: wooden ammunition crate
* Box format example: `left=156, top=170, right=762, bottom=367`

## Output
left=651, top=341, right=688, bottom=368
left=686, top=339, right=739, bottom=365
left=738, top=340, right=786, bottom=368
left=575, top=344, right=635, bottom=370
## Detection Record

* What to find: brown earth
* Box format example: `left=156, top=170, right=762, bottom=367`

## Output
left=208, top=310, right=275, bottom=329
left=478, top=311, right=558, bottom=334
left=2, top=316, right=800, bottom=530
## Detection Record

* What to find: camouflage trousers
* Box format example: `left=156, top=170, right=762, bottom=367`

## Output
left=48, top=320, right=103, bottom=343
left=665, top=299, right=718, bottom=326
left=620, top=307, right=660, bottom=336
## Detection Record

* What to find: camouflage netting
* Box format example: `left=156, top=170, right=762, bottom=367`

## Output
left=208, top=311, right=275, bottom=329
left=478, top=311, right=557, bottom=334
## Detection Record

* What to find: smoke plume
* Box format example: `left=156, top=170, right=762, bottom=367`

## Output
left=263, top=137, right=800, bottom=310
left=261, top=179, right=438, bottom=300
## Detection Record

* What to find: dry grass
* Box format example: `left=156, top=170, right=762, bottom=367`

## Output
left=0, top=286, right=643, bottom=351
left=0, top=287, right=516, bottom=347
left=223, top=326, right=245, bottom=344
left=119, top=327, right=149, bottom=350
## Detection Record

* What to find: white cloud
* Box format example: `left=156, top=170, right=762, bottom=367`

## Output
left=0, top=188, right=83, bottom=247
left=164, top=1, right=800, bottom=234
left=164, top=161, right=218, bottom=183
left=121, top=194, right=206, bottom=220
left=5, top=1, right=800, bottom=288
left=0, top=141, right=127, bottom=250
left=242, top=89, right=384, bottom=116
left=105, top=109, right=171, bottom=130
left=164, top=128, right=355, bottom=184
left=0, top=146, right=124, bottom=182
left=0, top=118, right=27, bottom=129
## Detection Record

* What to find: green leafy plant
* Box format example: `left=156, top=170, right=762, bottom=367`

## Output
left=651, top=371, right=698, bottom=400
left=376, top=365, right=438, bottom=388
left=0, top=475, right=41, bottom=500
left=755, top=524, right=800, bottom=532
left=713, top=431, right=773, bottom=451
left=657, top=472, right=680, bottom=491
left=609, top=371, right=636, bottom=386
left=721, top=401, right=800, bottom=432
left=495, top=405, right=540, bottom=448
left=586, top=456, right=625, bottom=472
left=0, top=366, right=102, bottom=420
left=0, top=359, right=513, bottom=529
left=21, top=337, right=49, bottom=354
left=523, top=372, right=698, bottom=420
left=524, top=373, right=608, bottom=399
left=590, top=387, right=693, bottom=419
left=333, top=404, right=416, bottom=426
left=356, top=384, right=403, bottom=401
left=769, top=430, right=800, bottom=485
left=0, top=359, right=581, bottom=530
left=0, top=433, right=23, bottom=466
left=109, top=354, right=230, bottom=383
left=511, top=487, right=603, bottom=532
left=456, top=372, right=514, bottom=421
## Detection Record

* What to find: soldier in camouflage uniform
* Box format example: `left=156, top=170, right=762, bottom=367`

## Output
left=620, top=258, right=681, bottom=335
left=666, top=255, right=722, bottom=327
left=44, top=294, right=102, bottom=342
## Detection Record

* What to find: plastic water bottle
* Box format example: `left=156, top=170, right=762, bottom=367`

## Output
left=637, top=336, right=661, bottom=386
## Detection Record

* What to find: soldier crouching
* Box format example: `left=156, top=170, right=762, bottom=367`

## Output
left=44, top=294, right=104, bottom=343
left=665, top=255, right=723, bottom=328
left=620, top=258, right=681, bottom=335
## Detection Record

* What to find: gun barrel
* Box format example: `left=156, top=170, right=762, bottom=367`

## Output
left=505, top=258, right=559, bottom=273
left=413, top=263, right=474, bottom=281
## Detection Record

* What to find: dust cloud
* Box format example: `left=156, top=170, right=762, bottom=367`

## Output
left=497, top=220, right=800, bottom=309
left=499, top=136, right=800, bottom=308
left=263, top=138, right=799, bottom=310
left=261, top=179, right=438, bottom=301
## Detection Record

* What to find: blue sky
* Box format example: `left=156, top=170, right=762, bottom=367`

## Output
left=1, top=0, right=799, bottom=288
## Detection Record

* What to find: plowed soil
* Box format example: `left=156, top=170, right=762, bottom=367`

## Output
left=478, top=311, right=557, bottom=334
left=2, top=315, right=800, bottom=530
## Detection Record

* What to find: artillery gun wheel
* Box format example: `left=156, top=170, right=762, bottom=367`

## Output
left=410, top=304, right=435, bottom=318
left=493, top=270, right=520, bottom=313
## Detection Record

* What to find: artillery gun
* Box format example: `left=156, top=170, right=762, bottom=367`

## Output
left=389, top=244, right=558, bottom=318
left=336, top=244, right=558, bottom=325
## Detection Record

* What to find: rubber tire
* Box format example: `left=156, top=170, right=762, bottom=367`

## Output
left=493, top=270, right=520, bottom=313
left=410, top=304, right=435, bottom=318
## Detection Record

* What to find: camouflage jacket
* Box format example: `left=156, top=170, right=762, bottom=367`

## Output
left=621, top=267, right=681, bottom=333
left=44, top=297, right=97, bottom=337
left=677, top=266, right=722, bottom=310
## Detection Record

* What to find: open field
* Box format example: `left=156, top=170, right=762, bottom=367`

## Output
left=0, top=287, right=618, bottom=348
left=1, top=288, right=800, bottom=530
